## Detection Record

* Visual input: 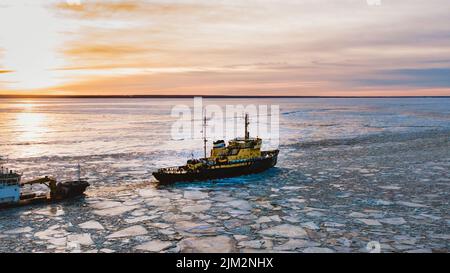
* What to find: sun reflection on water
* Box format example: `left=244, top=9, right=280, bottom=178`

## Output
left=14, top=111, right=49, bottom=143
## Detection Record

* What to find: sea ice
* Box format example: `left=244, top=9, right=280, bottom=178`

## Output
left=349, top=212, right=368, bottom=218
left=125, top=215, right=159, bottom=224
left=226, top=200, right=252, bottom=210
left=396, top=201, right=428, bottom=208
left=135, top=240, right=173, bottom=252
left=306, top=211, right=325, bottom=217
left=174, top=221, right=217, bottom=234
left=379, top=217, right=406, bottom=225
left=4, top=227, right=33, bottom=234
left=138, top=189, right=159, bottom=198
left=237, top=240, right=265, bottom=249
left=79, top=220, right=104, bottom=230
left=301, top=222, right=319, bottom=230
left=93, top=204, right=138, bottom=217
left=302, top=247, right=335, bottom=253
left=34, top=207, right=65, bottom=216
left=356, top=219, right=382, bottom=226
left=378, top=186, right=401, bottom=190
left=181, top=204, right=211, bottom=213
left=256, top=215, right=281, bottom=224
left=178, top=236, right=235, bottom=253
left=274, top=239, right=320, bottom=251
left=259, top=224, right=307, bottom=238
left=183, top=190, right=209, bottom=200
left=106, top=225, right=148, bottom=239
left=67, top=233, right=94, bottom=246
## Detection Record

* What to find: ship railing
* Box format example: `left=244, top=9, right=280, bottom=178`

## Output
left=159, top=167, right=188, bottom=174
left=261, top=150, right=279, bottom=158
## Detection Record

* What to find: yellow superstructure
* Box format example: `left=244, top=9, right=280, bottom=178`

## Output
left=210, top=138, right=262, bottom=161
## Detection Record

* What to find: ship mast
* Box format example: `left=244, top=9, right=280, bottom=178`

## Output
left=77, top=162, right=81, bottom=181
left=203, top=111, right=207, bottom=159
left=245, top=113, right=250, bottom=140
left=0, top=156, right=4, bottom=174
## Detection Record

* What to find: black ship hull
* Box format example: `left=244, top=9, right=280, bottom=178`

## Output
left=53, top=180, right=90, bottom=200
left=153, top=150, right=278, bottom=184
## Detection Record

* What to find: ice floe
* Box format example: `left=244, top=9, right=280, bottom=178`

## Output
left=135, top=240, right=173, bottom=252
left=259, top=224, right=307, bottom=238
left=356, top=219, right=382, bottom=226
left=379, top=217, right=406, bottom=225
left=106, top=225, right=147, bottom=239
left=178, top=236, right=235, bottom=253
left=4, top=227, right=33, bottom=234
left=79, top=220, right=104, bottom=230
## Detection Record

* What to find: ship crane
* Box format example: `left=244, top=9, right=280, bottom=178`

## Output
left=21, top=176, right=58, bottom=199
left=1, top=164, right=89, bottom=208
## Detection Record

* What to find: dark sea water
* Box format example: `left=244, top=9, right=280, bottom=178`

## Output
left=0, top=98, right=449, bottom=253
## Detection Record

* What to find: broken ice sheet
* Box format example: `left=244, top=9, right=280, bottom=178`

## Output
left=1, top=104, right=449, bottom=253
left=79, top=220, right=104, bottom=230
left=135, top=240, right=173, bottom=252
left=34, top=206, right=65, bottom=217
left=67, top=233, right=94, bottom=246
left=183, top=190, right=209, bottom=200
left=379, top=217, right=407, bottom=225
left=259, top=224, right=307, bottom=238
left=356, top=219, right=382, bottom=226
left=91, top=200, right=139, bottom=216
left=106, top=225, right=148, bottom=239
left=178, top=236, right=236, bottom=253
left=4, top=227, right=33, bottom=234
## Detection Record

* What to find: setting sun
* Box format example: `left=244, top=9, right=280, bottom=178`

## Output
left=0, top=1, right=68, bottom=90
left=0, top=0, right=449, bottom=96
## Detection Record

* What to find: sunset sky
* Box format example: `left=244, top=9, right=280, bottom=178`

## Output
left=0, top=0, right=449, bottom=96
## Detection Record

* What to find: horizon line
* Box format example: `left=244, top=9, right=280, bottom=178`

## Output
left=0, top=94, right=450, bottom=99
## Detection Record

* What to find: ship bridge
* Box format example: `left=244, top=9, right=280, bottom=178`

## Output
left=0, top=167, right=21, bottom=204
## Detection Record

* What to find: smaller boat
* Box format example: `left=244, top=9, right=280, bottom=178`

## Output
left=0, top=164, right=90, bottom=208
left=153, top=114, right=279, bottom=184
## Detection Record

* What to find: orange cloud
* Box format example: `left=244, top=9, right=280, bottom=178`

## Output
left=65, top=43, right=145, bottom=55
left=1, top=0, right=449, bottom=96
left=53, top=0, right=206, bottom=19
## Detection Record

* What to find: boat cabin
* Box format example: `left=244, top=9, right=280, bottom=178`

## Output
left=210, top=137, right=262, bottom=162
left=0, top=167, right=21, bottom=204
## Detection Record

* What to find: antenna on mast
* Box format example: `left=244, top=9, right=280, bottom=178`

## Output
left=203, top=110, right=207, bottom=159
left=244, top=113, right=250, bottom=140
